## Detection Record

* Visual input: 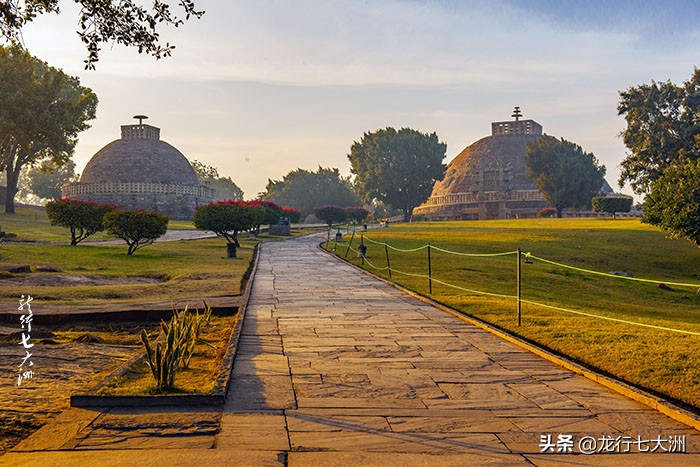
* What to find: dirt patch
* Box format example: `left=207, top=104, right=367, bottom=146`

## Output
left=0, top=322, right=156, bottom=453
left=0, top=275, right=165, bottom=287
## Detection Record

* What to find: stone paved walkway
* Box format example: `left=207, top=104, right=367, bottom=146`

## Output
left=4, top=235, right=700, bottom=466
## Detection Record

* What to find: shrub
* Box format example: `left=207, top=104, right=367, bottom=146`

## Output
left=281, top=206, right=301, bottom=224
left=344, top=206, right=370, bottom=223
left=537, top=207, right=557, bottom=218
left=46, top=198, right=116, bottom=245
left=592, top=196, right=633, bottom=220
left=246, top=200, right=282, bottom=233
left=103, top=210, right=168, bottom=255
left=140, top=304, right=212, bottom=393
left=314, top=205, right=347, bottom=227
left=193, top=200, right=255, bottom=257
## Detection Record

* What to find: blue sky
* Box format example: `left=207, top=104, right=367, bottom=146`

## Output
left=17, top=1, right=700, bottom=199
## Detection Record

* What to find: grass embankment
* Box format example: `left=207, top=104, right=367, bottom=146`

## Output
left=328, top=218, right=700, bottom=409
left=98, top=314, right=235, bottom=395
left=0, top=207, right=257, bottom=305
left=0, top=207, right=113, bottom=242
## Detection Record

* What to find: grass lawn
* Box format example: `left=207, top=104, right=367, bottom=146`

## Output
left=326, top=218, right=700, bottom=409
left=0, top=207, right=282, bottom=306
left=0, top=237, right=256, bottom=305
left=0, top=207, right=319, bottom=306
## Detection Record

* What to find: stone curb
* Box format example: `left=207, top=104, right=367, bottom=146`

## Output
left=319, top=242, right=700, bottom=433
left=70, top=243, right=261, bottom=408
left=0, top=298, right=242, bottom=324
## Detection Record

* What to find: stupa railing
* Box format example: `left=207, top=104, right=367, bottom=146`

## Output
left=63, top=181, right=214, bottom=198
left=420, top=190, right=544, bottom=207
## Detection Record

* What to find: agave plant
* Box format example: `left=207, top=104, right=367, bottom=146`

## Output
left=140, top=303, right=215, bottom=390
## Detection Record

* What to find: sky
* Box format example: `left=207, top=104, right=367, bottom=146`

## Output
left=15, top=0, right=700, bottom=200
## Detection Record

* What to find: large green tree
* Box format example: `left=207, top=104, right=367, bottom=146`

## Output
left=0, top=45, right=97, bottom=213
left=643, top=159, right=700, bottom=248
left=260, top=166, right=361, bottom=220
left=617, top=68, right=700, bottom=195
left=28, top=159, right=78, bottom=200
left=0, top=1, right=203, bottom=69
left=591, top=196, right=633, bottom=220
left=191, top=160, right=244, bottom=201
left=348, top=127, right=446, bottom=222
left=525, top=135, right=606, bottom=218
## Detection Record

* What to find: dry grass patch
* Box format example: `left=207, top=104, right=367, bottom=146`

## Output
left=97, top=314, right=236, bottom=395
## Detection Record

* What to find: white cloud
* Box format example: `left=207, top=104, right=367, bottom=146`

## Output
left=13, top=1, right=700, bottom=198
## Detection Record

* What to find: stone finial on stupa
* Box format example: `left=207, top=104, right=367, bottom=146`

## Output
left=511, top=106, right=522, bottom=122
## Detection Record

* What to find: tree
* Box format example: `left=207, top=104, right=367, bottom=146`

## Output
left=314, top=205, right=347, bottom=228
left=1, top=1, right=203, bottom=69
left=193, top=201, right=255, bottom=258
left=103, top=210, right=169, bottom=255
left=0, top=45, right=97, bottom=214
left=46, top=198, right=115, bottom=245
left=592, top=196, right=633, bottom=220
left=344, top=206, right=369, bottom=224
left=28, top=159, right=78, bottom=200
left=260, top=166, right=361, bottom=220
left=348, top=127, right=446, bottom=222
left=246, top=200, right=282, bottom=229
left=191, top=160, right=244, bottom=201
left=281, top=207, right=301, bottom=224
left=643, top=159, right=700, bottom=248
left=525, top=135, right=606, bottom=218
left=617, top=68, right=700, bottom=195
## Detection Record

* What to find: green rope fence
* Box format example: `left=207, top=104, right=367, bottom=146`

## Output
left=324, top=234, right=700, bottom=337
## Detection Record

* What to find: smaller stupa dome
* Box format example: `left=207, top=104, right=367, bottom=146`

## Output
left=63, top=116, right=213, bottom=219
left=80, top=121, right=198, bottom=185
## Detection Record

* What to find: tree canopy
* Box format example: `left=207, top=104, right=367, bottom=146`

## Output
left=1, top=1, right=203, bottom=69
left=104, top=210, right=169, bottom=255
left=193, top=200, right=255, bottom=249
left=0, top=44, right=97, bottom=213
left=344, top=206, right=369, bottom=223
left=525, top=135, right=606, bottom=218
left=191, top=160, right=244, bottom=201
left=260, top=166, right=361, bottom=220
left=617, top=68, right=700, bottom=194
left=592, top=196, right=633, bottom=220
left=314, top=205, right=347, bottom=227
left=348, top=127, right=446, bottom=221
left=46, top=198, right=115, bottom=245
left=643, top=159, right=700, bottom=248
left=28, top=159, right=78, bottom=201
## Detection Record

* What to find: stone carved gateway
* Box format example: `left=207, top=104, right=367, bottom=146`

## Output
left=63, top=117, right=214, bottom=219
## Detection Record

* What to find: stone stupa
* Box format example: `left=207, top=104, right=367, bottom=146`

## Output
left=413, top=107, right=612, bottom=220
left=63, top=116, right=213, bottom=219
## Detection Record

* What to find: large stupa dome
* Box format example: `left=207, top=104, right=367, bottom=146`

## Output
left=63, top=117, right=213, bottom=219
left=414, top=108, right=612, bottom=220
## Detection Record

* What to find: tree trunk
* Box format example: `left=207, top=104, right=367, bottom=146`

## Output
left=4, top=166, right=18, bottom=214
left=403, top=204, right=412, bottom=222
left=226, top=242, right=237, bottom=258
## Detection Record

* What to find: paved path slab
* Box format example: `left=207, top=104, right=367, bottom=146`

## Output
left=221, top=236, right=700, bottom=464
left=4, top=235, right=699, bottom=466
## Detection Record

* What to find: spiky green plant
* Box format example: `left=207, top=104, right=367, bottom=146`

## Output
left=140, top=324, right=181, bottom=392
left=140, top=304, right=215, bottom=389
